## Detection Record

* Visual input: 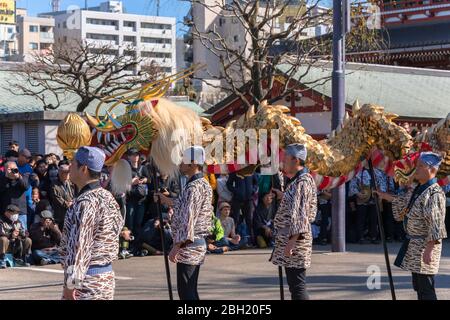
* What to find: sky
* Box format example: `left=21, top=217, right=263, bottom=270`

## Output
left=16, top=0, right=191, bottom=34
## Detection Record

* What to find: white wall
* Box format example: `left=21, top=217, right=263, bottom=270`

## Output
left=295, top=112, right=332, bottom=135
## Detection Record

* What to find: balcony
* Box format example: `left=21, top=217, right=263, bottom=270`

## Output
left=85, top=23, right=119, bottom=32
left=86, top=38, right=119, bottom=47
left=123, top=26, right=136, bottom=33
left=40, top=32, right=54, bottom=43
left=140, top=28, right=173, bottom=38
left=140, top=43, right=172, bottom=52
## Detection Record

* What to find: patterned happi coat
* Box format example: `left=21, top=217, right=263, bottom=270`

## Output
left=60, top=182, right=124, bottom=300
left=172, top=174, right=213, bottom=266
left=392, top=182, right=447, bottom=275
left=271, top=170, right=317, bottom=269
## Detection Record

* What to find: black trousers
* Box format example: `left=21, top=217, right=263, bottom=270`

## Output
left=285, top=267, right=309, bottom=300
left=177, top=263, right=201, bottom=300
left=319, top=203, right=331, bottom=241
left=382, top=200, right=395, bottom=240
left=412, top=273, right=437, bottom=300
left=231, top=199, right=254, bottom=238
left=356, top=204, right=378, bottom=240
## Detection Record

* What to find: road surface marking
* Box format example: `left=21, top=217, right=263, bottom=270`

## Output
left=12, top=267, right=133, bottom=280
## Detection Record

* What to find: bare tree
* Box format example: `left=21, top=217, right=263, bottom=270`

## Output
left=184, top=0, right=384, bottom=109
left=8, top=40, right=160, bottom=112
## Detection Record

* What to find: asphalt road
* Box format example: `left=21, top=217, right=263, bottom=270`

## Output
left=1, top=242, right=450, bottom=300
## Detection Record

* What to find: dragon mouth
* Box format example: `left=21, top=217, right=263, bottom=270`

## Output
left=90, top=124, right=137, bottom=164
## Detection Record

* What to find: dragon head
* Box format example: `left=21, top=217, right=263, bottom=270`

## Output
left=85, top=99, right=157, bottom=166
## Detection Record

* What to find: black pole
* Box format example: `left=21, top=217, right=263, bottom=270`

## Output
left=331, top=0, right=346, bottom=253
left=367, top=158, right=396, bottom=300
left=271, top=174, right=284, bottom=300
left=151, top=164, right=174, bottom=300
left=278, top=266, right=284, bottom=300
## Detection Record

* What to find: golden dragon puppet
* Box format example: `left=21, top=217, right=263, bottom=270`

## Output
left=56, top=66, right=450, bottom=189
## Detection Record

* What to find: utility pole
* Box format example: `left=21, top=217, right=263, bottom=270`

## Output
left=157, top=0, right=160, bottom=16
left=331, top=0, right=350, bottom=252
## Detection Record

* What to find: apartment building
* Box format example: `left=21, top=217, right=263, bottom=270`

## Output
left=0, top=8, right=55, bottom=61
left=42, top=1, right=176, bottom=74
left=183, top=0, right=331, bottom=106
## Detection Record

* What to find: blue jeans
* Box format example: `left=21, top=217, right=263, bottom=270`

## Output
left=209, top=237, right=240, bottom=254
left=32, top=248, right=61, bottom=264
left=126, top=202, right=146, bottom=235
left=19, top=214, right=27, bottom=232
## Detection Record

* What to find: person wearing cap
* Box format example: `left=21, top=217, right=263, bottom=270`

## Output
left=155, top=145, right=213, bottom=300
left=29, top=210, right=62, bottom=265
left=49, top=160, right=77, bottom=229
left=0, top=204, right=32, bottom=268
left=270, top=143, right=317, bottom=300
left=377, top=152, right=447, bottom=300
left=60, top=146, right=124, bottom=300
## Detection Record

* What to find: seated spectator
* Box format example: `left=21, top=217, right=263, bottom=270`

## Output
left=135, top=213, right=173, bottom=257
left=207, top=203, right=240, bottom=254
left=207, top=215, right=227, bottom=254
left=253, top=192, right=275, bottom=248
left=119, top=227, right=134, bottom=259
left=29, top=210, right=62, bottom=265
left=218, top=202, right=241, bottom=248
left=34, top=199, right=53, bottom=225
left=0, top=204, right=32, bottom=268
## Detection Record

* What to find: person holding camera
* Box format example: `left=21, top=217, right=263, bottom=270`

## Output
left=126, top=148, right=150, bottom=236
left=29, top=210, right=62, bottom=265
left=0, top=161, right=30, bottom=231
left=0, top=204, right=32, bottom=268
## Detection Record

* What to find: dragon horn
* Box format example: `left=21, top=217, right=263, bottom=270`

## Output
left=352, top=99, right=360, bottom=113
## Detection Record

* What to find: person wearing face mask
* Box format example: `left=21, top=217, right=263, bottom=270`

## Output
left=0, top=204, right=32, bottom=268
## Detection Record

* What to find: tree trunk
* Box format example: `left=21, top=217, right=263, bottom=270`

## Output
left=76, top=97, right=95, bottom=112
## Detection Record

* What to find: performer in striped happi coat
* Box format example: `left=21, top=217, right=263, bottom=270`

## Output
left=60, top=146, right=124, bottom=300
left=270, top=143, right=317, bottom=300
left=156, top=146, right=213, bottom=300
left=377, top=152, right=447, bottom=300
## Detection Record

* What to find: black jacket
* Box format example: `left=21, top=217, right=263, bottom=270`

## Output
left=29, top=222, right=62, bottom=250
left=0, top=173, right=29, bottom=215
left=226, top=173, right=258, bottom=202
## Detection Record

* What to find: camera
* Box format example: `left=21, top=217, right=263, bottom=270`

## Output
left=11, top=168, right=19, bottom=174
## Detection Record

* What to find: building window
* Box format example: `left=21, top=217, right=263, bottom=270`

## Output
left=29, top=25, right=39, bottom=32
left=29, top=42, right=39, bottom=50
left=234, top=35, right=239, bottom=42
left=141, top=37, right=171, bottom=44
left=141, top=51, right=171, bottom=58
left=141, top=22, right=171, bottom=30
left=7, top=27, right=13, bottom=34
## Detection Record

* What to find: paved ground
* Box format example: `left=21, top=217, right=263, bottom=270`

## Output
left=2, top=242, right=450, bottom=300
